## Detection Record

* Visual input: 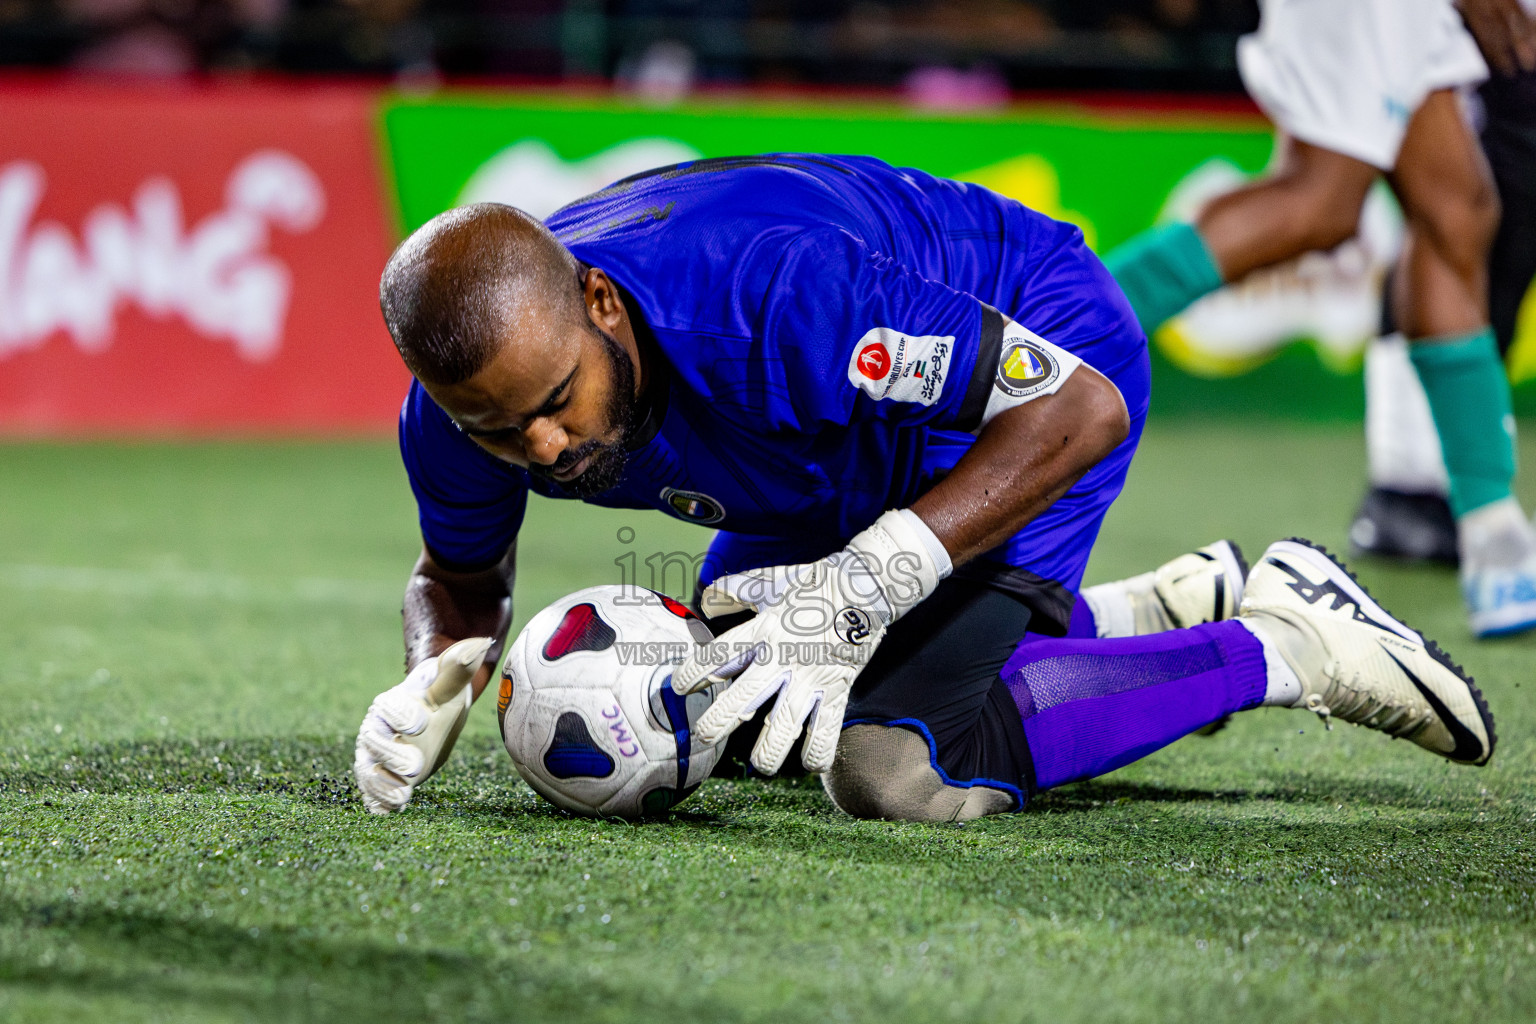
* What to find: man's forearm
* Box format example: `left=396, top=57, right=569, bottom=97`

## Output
left=910, top=365, right=1129, bottom=566
left=403, top=545, right=516, bottom=700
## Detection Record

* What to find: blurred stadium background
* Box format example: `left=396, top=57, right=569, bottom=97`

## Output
left=5, top=0, right=1256, bottom=88
left=3, top=0, right=1534, bottom=438
left=3, top=4, right=1535, bottom=1023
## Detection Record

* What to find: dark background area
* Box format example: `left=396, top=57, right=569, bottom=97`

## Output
left=0, top=0, right=1260, bottom=94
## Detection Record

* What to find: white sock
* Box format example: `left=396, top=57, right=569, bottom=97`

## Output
left=1459, top=496, right=1536, bottom=573
left=1238, top=619, right=1303, bottom=707
left=1365, top=333, right=1450, bottom=495
left=1081, top=575, right=1150, bottom=639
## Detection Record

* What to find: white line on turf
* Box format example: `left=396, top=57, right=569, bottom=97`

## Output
left=0, top=563, right=401, bottom=609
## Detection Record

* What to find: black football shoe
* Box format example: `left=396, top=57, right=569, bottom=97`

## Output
left=1348, top=487, right=1458, bottom=567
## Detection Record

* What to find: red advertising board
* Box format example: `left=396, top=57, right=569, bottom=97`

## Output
left=0, top=81, right=407, bottom=434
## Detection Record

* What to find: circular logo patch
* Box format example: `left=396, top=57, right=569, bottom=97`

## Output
left=659, top=487, right=726, bottom=525
left=833, top=606, right=875, bottom=645
left=995, top=339, right=1059, bottom=398
left=855, top=342, right=891, bottom=381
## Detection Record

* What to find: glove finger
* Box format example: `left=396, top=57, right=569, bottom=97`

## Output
left=693, top=664, right=788, bottom=746
left=361, top=774, right=410, bottom=814
left=353, top=747, right=411, bottom=812
left=359, top=729, right=426, bottom=778
left=799, top=686, right=849, bottom=774
left=692, top=679, right=761, bottom=746
left=360, top=708, right=394, bottom=740
left=702, top=564, right=816, bottom=617
left=401, top=655, right=441, bottom=694
left=362, top=793, right=400, bottom=816
left=373, top=691, right=428, bottom=736
left=749, top=683, right=818, bottom=776
left=672, top=623, right=762, bottom=694
left=425, top=636, right=493, bottom=707
left=359, top=770, right=411, bottom=812
left=697, top=573, right=757, bottom=619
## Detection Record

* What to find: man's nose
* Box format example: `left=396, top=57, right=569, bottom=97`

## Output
left=523, top=418, right=567, bottom=465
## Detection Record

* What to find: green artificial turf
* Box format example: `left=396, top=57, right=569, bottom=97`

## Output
left=0, top=425, right=1533, bottom=1023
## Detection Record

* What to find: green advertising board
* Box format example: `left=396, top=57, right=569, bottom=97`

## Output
left=380, top=91, right=1536, bottom=418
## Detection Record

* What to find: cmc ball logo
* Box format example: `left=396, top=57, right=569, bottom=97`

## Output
left=855, top=341, right=891, bottom=381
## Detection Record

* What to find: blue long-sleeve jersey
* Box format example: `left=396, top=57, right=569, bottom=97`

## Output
left=399, top=154, right=1149, bottom=632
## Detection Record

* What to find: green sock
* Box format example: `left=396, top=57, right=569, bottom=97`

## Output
left=1409, top=327, right=1516, bottom=518
left=1103, top=222, right=1225, bottom=334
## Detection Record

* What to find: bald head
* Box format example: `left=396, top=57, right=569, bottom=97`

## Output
left=380, top=203, right=583, bottom=385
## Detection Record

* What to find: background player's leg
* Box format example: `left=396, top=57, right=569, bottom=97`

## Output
left=1106, top=138, right=1377, bottom=334
left=1480, top=74, right=1536, bottom=359
left=1197, top=139, right=1380, bottom=283
left=1353, top=79, right=1536, bottom=567
left=1352, top=325, right=1457, bottom=565
left=1387, top=88, right=1536, bottom=635
left=1388, top=91, right=1500, bottom=341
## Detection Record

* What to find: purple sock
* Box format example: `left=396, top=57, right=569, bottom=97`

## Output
left=1001, top=620, right=1268, bottom=792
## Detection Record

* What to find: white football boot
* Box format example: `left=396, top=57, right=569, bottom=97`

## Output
left=1082, top=540, right=1248, bottom=638
left=1241, top=538, right=1496, bottom=765
left=1459, top=497, right=1536, bottom=638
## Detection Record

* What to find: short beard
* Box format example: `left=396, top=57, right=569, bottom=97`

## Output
left=527, top=323, right=637, bottom=498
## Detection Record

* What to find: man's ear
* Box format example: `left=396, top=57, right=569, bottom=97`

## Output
left=583, top=267, right=625, bottom=332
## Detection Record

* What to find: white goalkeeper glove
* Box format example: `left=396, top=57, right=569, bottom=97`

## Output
left=671, top=510, right=951, bottom=775
left=353, top=636, right=493, bottom=815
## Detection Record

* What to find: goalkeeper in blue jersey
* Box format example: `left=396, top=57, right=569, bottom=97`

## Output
left=353, top=155, right=1495, bottom=822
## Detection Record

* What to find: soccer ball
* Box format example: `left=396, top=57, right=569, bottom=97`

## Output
left=497, top=585, right=727, bottom=818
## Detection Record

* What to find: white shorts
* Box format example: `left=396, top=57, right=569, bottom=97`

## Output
left=1238, top=0, right=1488, bottom=170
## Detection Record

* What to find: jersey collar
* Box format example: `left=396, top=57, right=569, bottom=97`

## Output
left=617, top=281, right=669, bottom=451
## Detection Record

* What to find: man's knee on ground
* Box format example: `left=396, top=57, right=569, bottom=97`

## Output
left=821, top=725, right=1015, bottom=822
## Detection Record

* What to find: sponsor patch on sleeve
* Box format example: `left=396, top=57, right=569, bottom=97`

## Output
left=846, top=327, right=953, bottom=406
